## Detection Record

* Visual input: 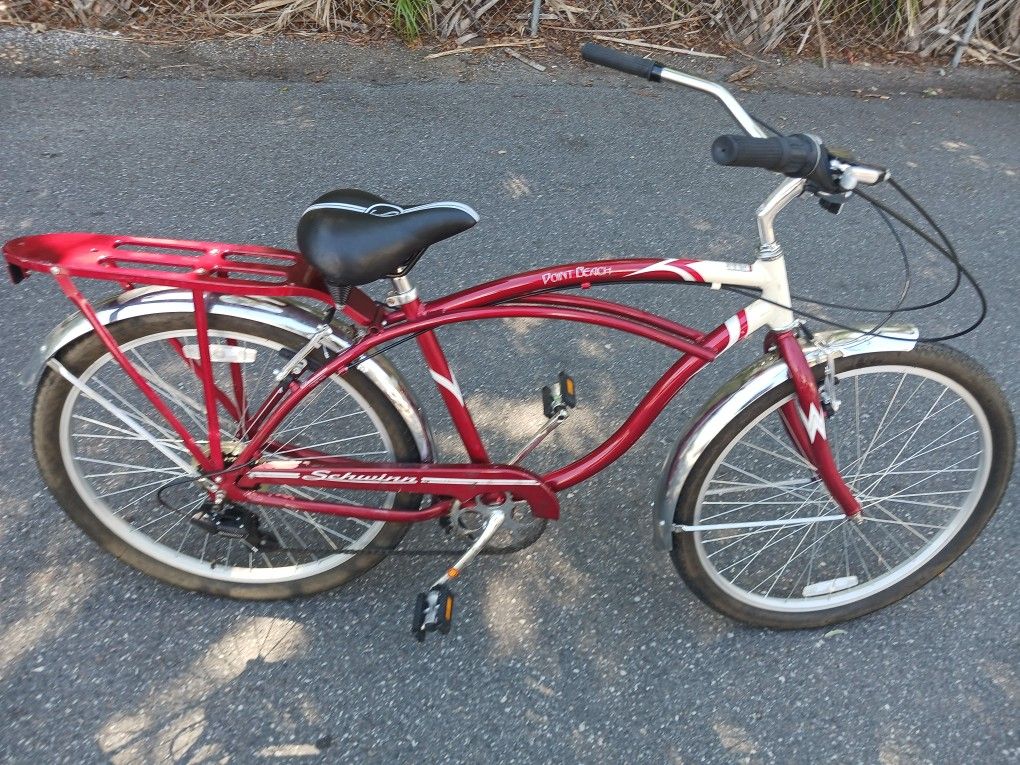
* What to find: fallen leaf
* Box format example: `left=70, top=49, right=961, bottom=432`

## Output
left=823, top=628, right=847, bottom=638
left=727, top=65, right=757, bottom=83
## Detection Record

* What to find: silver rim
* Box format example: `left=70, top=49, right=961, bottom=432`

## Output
left=58, top=326, right=400, bottom=585
left=689, top=363, right=992, bottom=614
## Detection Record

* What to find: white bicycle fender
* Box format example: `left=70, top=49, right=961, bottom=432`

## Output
left=652, top=326, right=919, bottom=550
left=26, top=286, right=434, bottom=463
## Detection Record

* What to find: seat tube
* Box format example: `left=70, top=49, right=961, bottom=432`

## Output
left=400, top=287, right=490, bottom=463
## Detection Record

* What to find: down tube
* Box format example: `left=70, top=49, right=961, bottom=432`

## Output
left=543, top=347, right=715, bottom=491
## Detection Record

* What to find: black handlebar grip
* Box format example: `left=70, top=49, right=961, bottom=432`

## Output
left=711, top=134, right=822, bottom=178
left=581, top=42, right=662, bottom=82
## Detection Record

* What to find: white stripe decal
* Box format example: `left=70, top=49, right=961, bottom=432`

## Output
left=429, top=369, right=465, bottom=405
left=401, top=201, right=480, bottom=221
left=724, top=315, right=742, bottom=349
left=303, top=202, right=369, bottom=215
left=247, top=473, right=537, bottom=486
left=420, top=477, right=539, bottom=486
left=628, top=259, right=698, bottom=281
left=303, top=200, right=479, bottom=222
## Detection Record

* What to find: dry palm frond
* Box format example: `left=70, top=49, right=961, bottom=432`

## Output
left=4, top=0, right=1018, bottom=57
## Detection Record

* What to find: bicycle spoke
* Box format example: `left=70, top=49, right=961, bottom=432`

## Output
left=734, top=437, right=813, bottom=470
left=89, top=375, right=180, bottom=442
left=273, top=408, right=367, bottom=436
left=862, top=513, right=948, bottom=533
left=752, top=423, right=814, bottom=467
left=271, top=431, right=381, bottom=457
left=74, top=456, right=185, bottom=475
left=277, top=504, right=359, bottom=546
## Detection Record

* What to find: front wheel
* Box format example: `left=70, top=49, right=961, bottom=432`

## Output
left=671, top=344, right=1014, bottom=629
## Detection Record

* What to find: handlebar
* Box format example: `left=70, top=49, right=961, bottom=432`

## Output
left=581, top=42, right=767, bottom=138
left=583, top=42, right=767, bottom=137
left=580, top=42, right=888, bottom=192
left=580, top=42, right=662, bottom=82
left=711, top=134, right=820, bottom=176
left=712, top=134, right=888, bottom=190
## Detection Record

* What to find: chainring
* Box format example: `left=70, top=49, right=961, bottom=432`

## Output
left=444, top=496, right=547, bottom=554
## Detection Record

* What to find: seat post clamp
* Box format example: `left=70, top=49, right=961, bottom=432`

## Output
left=385, top=275, right=419, bottom=307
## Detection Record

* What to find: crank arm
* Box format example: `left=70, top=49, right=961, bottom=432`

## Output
left=432, top=505, right=506, bottom=587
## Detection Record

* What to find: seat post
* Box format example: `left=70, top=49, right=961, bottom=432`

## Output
left=385, top=275, right=419, bottom=307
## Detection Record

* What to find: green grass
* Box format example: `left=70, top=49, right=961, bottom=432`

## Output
left=392, top=0, right=430, bottom=39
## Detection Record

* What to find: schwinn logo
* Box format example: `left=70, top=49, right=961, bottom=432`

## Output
left=306, top=470, right=417, bottom=484
left=541, top=265, right=613, bottom=285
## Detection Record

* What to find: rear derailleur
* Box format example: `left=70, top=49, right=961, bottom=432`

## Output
left=189, top=501, right=281, bottom=553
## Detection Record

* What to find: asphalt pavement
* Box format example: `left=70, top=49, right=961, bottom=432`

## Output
left=0, top=40, right=1017, bottom=764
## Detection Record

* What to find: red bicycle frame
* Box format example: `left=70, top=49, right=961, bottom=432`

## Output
left=3, top=225, right=861, bottom=525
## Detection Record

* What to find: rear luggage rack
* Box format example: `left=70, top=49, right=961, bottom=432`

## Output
left=3, top=232, right=330, bottom=302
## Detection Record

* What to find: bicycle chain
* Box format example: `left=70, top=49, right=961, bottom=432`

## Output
left=268, top=521, right=547, bottom=558
left=159, top=475, right=542, bottom=559
left=266, top=542, right=516, bottom=557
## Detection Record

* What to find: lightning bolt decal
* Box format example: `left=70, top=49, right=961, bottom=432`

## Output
left=799, top=403, right=828, bottom=442
left=429, top=369, right=465, bottom=405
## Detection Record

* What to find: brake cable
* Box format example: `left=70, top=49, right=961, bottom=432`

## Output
left=720, top=171, right=986, bottom=343
left=738, top=114, right=987, bottom=342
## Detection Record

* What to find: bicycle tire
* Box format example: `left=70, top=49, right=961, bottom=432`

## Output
left=671, top=344, right=1014, bottom=629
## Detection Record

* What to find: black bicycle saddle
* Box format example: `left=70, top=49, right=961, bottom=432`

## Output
left=296, top=189, right=479, bottom=286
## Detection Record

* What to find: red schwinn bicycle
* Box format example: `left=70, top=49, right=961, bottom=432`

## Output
left=4, top=44, right=1014, bottom=639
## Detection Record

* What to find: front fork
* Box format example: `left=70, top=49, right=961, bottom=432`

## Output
left=771, top=329, right=862, bottom=520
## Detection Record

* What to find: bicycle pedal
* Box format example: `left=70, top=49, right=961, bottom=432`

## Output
left=411, top=585, right=455, bottom=642
left=542, top=371, right=577, bottom=418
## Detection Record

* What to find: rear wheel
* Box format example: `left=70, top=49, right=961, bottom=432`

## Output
left=33, top=313, right=422, bottom=599
left=671, top=344, right=1014, bottom=628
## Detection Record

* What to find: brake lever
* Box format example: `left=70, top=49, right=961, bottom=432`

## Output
left=807, top=162, right=851, bottom=214
left=831, top=158, right=890, bottom=190
left=810, top=155, right=886, bottom=214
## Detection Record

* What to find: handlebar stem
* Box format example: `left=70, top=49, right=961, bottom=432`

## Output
left=658, top=67, right=769, bottom=139
left=756, top=177, right=806, bottom=248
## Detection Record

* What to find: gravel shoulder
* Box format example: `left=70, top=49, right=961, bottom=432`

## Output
left=1, top=27, right=1017, bottom=100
